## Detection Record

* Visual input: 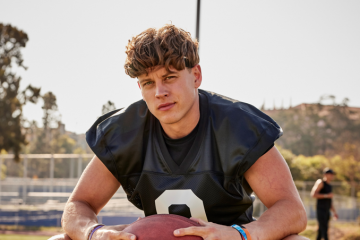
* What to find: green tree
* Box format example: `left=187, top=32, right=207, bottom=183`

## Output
left=51, top=134, right=76, bottom=154
left=0, top=23, right=41, bottom=161
left=31, top=91, right=62, bottom=154
left=291, top=155, right=329, bottom=181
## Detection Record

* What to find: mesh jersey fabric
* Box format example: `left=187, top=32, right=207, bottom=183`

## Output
left=86, top=89, right=283, bottom=225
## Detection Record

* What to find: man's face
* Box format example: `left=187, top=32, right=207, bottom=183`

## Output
left=137, top=65, right=202, bottom=126
left=325, top=173, right=335, bottom=182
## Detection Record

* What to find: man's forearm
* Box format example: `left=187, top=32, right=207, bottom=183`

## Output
left=244, top=199, right=307, bottom=240
left=330, top=205, right=336, bottom=214
left=62, top=200, right=99, bottom=240
left=312, top=193, right=330, bottom=199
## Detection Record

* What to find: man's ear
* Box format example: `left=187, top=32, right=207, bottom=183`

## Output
left=137, top=81, right=141, bottom=89
left=193, top=65, right=202, bottom=88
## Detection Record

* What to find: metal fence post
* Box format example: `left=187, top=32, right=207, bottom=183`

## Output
left=50, top=154, right=54, bottom=197
left=0, top=155, right=2, bottom=205
left=70, top=158, right=74, bottom=179
left=23, top=155, right=28, bottom=204
left=302, top=182, right=306, bottom=199
left=351, top=182, right=356, bottom=220
left=302, top=182, right=307, bottom=217
left=77, top=155, right=82, bottom=178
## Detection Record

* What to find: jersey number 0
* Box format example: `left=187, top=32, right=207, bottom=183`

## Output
left=155, top=189, right=208, bottom=222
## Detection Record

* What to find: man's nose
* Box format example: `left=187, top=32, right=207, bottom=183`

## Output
left=155, top=83, right=168, bottom=98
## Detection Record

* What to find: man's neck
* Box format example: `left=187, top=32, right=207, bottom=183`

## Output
left=161, top=96, right=200, bottom=139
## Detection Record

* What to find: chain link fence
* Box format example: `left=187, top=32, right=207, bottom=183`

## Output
left=0, top=154, right=359, bottom=226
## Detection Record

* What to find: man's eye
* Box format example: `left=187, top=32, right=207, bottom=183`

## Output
left=165, top=76, right=175, bottom=80
left=143, top=82, right=153, bottom=86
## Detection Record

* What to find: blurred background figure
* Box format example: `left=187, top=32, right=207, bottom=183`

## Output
left=311, top=168, right=338, bottom=240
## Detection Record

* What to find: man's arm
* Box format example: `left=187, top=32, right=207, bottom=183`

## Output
left=330, top=203, right=338, bottom=219
left=174, top=146, right=307, bottom=240
left=311, top=179, right=333, bottom=199
left=61, top=156, right=136, bottom=240
left=242, top=146, right=307, bottom=240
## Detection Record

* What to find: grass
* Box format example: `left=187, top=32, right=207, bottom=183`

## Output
left=0, top=235, right=51, bottom=240
left=0, top=225, right=62, bottom=232
left=0, top=225, right=62, bottom=240
left=300, top=220, right=360, bottom=240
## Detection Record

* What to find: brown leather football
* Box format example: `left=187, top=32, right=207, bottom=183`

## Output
left=123, top=214, right=203, bottom=240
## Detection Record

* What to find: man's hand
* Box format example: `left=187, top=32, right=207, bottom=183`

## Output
left=48, top=224, right=137, bottom=240
left=173, top=217, right=242, bottom=240
left=325, top=193, right=333, bottom=198
left=91, top=225, right=136, bottom=240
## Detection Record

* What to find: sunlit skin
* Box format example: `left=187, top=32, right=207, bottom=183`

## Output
left=137, top=65, right=202, bottom=139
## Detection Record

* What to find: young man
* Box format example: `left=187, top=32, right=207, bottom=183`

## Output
left=53, top=25, right=307, bottom=240
left=311, top=168, right=338, bottom=240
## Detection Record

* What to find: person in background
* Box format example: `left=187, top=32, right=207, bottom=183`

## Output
left=311, top=168, right=338, bottom=240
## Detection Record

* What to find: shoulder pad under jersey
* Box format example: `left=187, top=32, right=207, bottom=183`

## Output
left=86, top=99, right=150, bottom=179
left=202, top=90, right=283, bottom=175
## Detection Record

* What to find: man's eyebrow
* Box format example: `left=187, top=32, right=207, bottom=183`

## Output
left=162, top=71, right=178, bottom=78
left=138, top=78, right=152, bottom=83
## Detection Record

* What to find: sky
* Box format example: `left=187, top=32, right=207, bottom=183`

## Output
left=1, top=0, right=359, bottom=134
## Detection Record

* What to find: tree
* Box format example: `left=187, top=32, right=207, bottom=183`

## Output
left=0, top=23, right=41, bottom=161
left=102, top=101, right=116, bottom=115
left=31, top=91, right=61, bottom=154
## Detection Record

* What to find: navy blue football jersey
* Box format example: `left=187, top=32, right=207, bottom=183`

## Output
left=86, top=89, right=282, bottom=225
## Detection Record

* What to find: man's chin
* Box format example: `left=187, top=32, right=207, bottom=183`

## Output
left=156, top=116, right=180, bottom=125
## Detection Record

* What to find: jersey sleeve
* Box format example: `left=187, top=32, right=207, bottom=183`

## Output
left=237, top=111, right=282, bottom=176
left=206, top=91, right=283, bottom=176
left=85, top=100, right=150, bottom=181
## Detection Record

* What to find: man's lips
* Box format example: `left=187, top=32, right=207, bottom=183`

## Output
left=157, top=103, right=175, bottom=111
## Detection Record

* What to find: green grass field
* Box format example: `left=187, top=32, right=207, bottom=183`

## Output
left=0, top=235, right=51, bottom=240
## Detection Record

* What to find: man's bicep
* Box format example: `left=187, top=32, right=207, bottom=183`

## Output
left=68, top=156, right=121, bottom=214
left=244, top=146, right=301, bottom=208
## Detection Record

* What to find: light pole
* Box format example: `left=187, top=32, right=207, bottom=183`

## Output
left=196, top=0, right=201, bottom=43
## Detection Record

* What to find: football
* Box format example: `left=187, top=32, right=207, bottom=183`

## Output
left=122, top=214, right=203, bottom=240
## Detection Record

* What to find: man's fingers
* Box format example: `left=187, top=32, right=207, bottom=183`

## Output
left=190, top=217, right=208, bottom=226
left=112, top=230, right=136, bottom=240
left=95, top=229, right=136, bottom=240
left=174, top=226, right=208, bottom=237
left=112, top=224, right=130, bottom=231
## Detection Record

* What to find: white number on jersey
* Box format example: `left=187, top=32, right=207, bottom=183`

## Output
left=155, top=189, right=208, bottom=222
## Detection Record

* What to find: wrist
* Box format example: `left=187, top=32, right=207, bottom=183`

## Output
left=231, top=225, right=251, bottom=240
left=230, top=226, right=244, bottom=240
left=86, top=224, right=105, bottom=240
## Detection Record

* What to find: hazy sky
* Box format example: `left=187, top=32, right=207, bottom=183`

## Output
left=1, top=0, right=359, bottom=133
